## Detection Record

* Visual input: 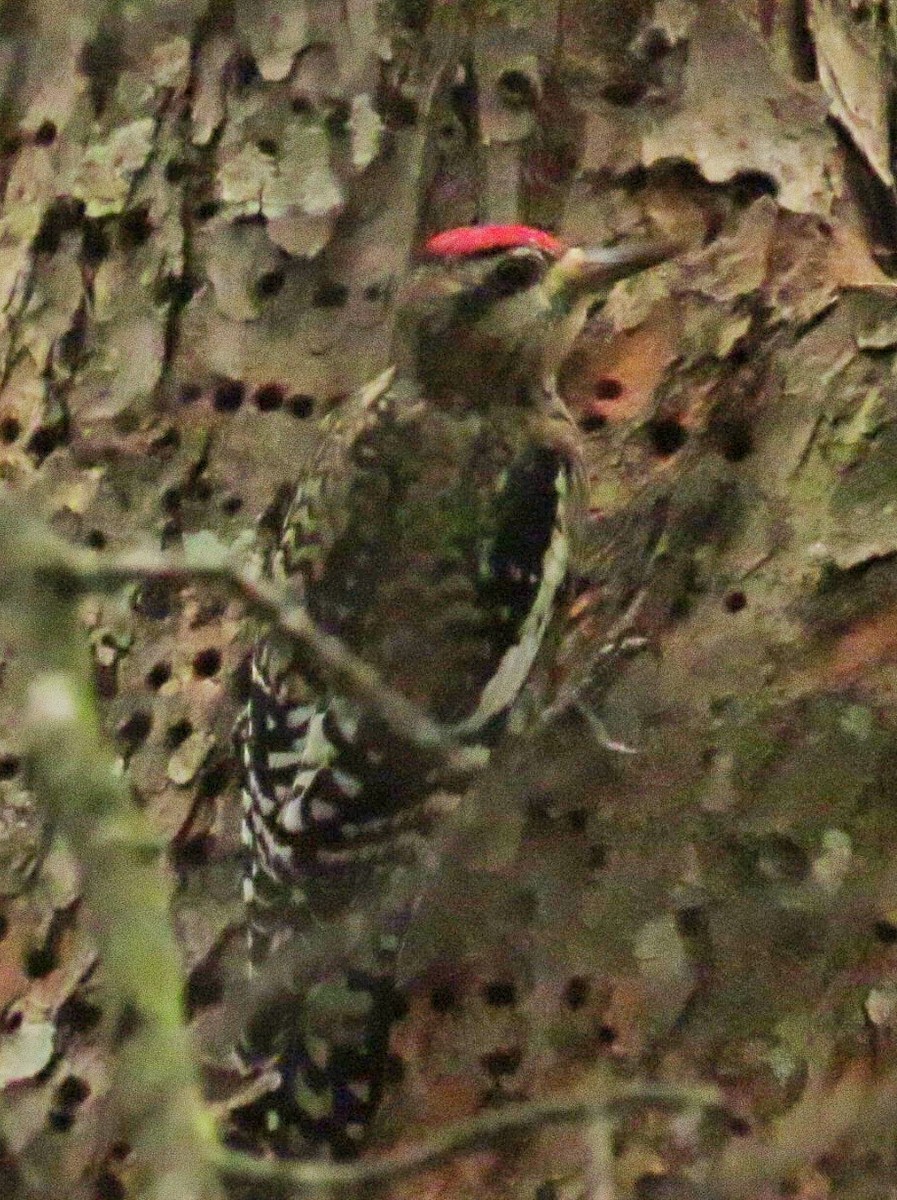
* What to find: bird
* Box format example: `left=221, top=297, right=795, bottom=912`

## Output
left=235, top=223, right=673, bottom=1159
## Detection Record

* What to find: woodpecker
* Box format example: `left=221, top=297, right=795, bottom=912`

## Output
left=236, top=223, right=672, bottom=1159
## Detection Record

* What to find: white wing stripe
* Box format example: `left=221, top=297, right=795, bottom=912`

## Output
left=453, top=472, right=568, bottom=736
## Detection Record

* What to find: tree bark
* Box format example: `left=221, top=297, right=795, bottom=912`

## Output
left=3, top=1, right=897, bottom=1198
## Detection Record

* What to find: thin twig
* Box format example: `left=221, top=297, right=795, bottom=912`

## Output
left=0, top=499, right=726, bottom=1198
left=211, top=1082, right=723, bottom=1195
left=76, top=551, right=461, bottom=764
left=0, top=500, right=483, bottom=780
left=540, top=582, right=653, bottom=732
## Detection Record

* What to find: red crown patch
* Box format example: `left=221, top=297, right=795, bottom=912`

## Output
left=424, top=224, right=565, bottom=259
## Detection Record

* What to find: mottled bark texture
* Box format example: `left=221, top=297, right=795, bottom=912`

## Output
left=3, top=1, right=897, bottom=1198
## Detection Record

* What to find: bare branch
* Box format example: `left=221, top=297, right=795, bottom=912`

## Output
left=210, top=1081, right=723, bottom=1195
left=0, top=498, right=726, bottom=1200
left=0, top=500, right=484, bottom=780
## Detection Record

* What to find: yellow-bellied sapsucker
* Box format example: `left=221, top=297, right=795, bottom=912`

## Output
left=236, top=224, right=672, bottom=1159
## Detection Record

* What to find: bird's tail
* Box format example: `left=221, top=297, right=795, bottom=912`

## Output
left=234, top=672, right=434, bottom=1158
left=236, top=785, right=413, bottom=1158
left=238, top=944, right=405, bottom=1159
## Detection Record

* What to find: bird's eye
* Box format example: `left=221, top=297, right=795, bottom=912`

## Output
left=483, top=250, right=545, bottom=298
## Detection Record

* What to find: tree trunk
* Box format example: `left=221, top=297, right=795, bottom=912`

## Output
left=3, top=1, right=897, bottom=1197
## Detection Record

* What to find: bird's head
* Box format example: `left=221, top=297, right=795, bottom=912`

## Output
left=392, top=224, right=673, bottom=408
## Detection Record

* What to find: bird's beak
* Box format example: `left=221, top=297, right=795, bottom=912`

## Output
left=548, top=237, right=677, bottom=303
